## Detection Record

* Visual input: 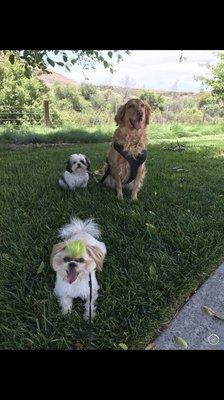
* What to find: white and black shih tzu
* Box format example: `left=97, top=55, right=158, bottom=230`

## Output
left=50, top=218, right=106, bottom=321
left=59, top=154, right=90, bottom=190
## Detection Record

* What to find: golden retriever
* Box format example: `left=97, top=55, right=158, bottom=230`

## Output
left=99, top=98, right=151, bottom=201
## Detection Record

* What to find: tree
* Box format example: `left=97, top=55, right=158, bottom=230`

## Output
left=0, top=58, right=60, bottom=125
left=1, top=50, right=131, bottom=78
left=119, top=75, right=136, bottom=101
left=195, top=52, right=224, bottom=107
left=140, top=91, right=165, bottom=112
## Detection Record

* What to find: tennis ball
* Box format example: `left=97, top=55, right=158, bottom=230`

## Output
left=66, top=240, right=86, bottom=258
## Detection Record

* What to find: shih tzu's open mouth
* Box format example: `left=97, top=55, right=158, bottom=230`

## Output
left=67, top=269, right=79, bottom=284
left=129, top=118, right=142, bottom=130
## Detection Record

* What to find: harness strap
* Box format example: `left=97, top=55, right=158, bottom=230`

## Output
left=99, top=143, right=147, bottom=185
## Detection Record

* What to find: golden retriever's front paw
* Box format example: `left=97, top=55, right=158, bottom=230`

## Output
left=131, top=194, right=138, bottom=201
left=117, top=193, right=124, bottom=200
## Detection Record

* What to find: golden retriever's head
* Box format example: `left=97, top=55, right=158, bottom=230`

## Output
left=115, top=98, right=151, bottom=130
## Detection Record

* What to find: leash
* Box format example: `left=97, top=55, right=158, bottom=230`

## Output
left=85, top=272, right=93, bottom=349
left=89, top=272, right=92, bottom=324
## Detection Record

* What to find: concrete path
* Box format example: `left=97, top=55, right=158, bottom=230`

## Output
left=148, top=263, right=224, bottom=350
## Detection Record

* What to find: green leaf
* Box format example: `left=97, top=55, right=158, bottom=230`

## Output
left=47, top=58, right=55, bottom=67
left=110, top=67, right=114, bottom=74
left=24, top=66, right=31, bottom=78
left=56, top=62, right=64, bottom=67
left=173, top=335, right=188, bottom=349
left=37, top=261, right=45, bottom=274
left=146, top=223, right=156, bottom=230
left=145, top=343, right=157, bottom=350
left=23, top=50, right=29, bottom=58
left=118, top=343, right=128, bottom=350
left=103, top=60, right=108, bottom=69
left=9, top=54, right=15, bottom=64
left=108, top=51, right=113, bottom=59
left=202, top=306, right=216, bottom=316
left=63, top=55, right=68, bottom=62
left=76, top=341, right=85, bottom=350
left=214, top=313, right=224, bottom=321
left=202, top=306, right=224, bottom=320
left=149, top=265, right=157, bottom=277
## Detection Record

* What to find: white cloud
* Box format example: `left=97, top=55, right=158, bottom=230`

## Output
left=52, top=50, right=222, bottom=92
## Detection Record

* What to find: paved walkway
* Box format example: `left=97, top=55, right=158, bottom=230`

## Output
left=148, top=263, right=224, bottom=350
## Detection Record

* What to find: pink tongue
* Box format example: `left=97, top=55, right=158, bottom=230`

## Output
left=134, top=120, right=142, bottom=130
left=67, top=270, right=78, bottom=284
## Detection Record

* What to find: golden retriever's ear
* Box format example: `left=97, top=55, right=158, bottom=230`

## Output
left=50, top=242, right=66, bottom=269
left=87, top=245, right=105, bottom=271
left=115, top=105, right=126, bottom=126
left=144, top=102, right=151, bottom=125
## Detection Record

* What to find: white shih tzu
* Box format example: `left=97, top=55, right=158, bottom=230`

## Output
left=59, top=154, right=90, bottom=190
left=50, top=218, right=106, bottom=321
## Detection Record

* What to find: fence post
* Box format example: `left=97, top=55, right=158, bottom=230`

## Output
left=43, top=100, right=51, bottom=127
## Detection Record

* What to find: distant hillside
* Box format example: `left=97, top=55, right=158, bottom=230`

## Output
left=98, top=84, right=196, bottom=98
left=39, top=71, right=79, bottom=87
left=37, top=70, right=198, bottom=97
left=38, top=69, right=196, bottom=97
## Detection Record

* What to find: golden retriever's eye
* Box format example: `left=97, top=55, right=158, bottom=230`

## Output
left=63, top=256, right=71, bottom=262
left=141, top=103, right=144, bottom=107
left=128, top=104, right=135, bottom=108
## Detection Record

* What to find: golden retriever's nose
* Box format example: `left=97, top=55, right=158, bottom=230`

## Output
left=137, top=110, right=143, bottom=119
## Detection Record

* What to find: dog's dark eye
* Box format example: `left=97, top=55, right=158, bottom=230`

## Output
left=75, top=258, right=84, bottom=263
left=80, top=160, right=85, bottom=165
left=63, top=256, right=71, bottom=262
left=128, top=104, right=135, bottom=108
left=141, top=104, right=144, bottom=108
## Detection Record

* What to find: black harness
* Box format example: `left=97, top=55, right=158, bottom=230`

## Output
left=99, top=142, right=147, bottom=184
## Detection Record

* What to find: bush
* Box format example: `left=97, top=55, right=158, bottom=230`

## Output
left=80, top=83, right=97, bottom=100
left=52, top=84, right=89, bottom=112
left=140, top=91, right=165, bottom=111
left=177, top=107, right=204, bottom=123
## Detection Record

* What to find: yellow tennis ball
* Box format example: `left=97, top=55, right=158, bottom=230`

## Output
left=66, top=240, right=86, bottom=258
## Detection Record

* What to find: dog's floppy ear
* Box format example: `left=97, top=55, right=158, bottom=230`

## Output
left=50, top=242, right=66, bottom=269
left=87, top=245, right=105, bottom=271
left=115, top=104, right=126, bottom=126
left=66, top=158, right=73, bottom=173
left=84, top=156, right=90, bottom=170
left=144, top=102, right=151, bottom=125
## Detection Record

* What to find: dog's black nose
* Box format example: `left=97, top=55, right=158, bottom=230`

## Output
left=137, top=111, right=143, bottom=119
left=68, top=261, right=77, bottom=269
left=77, top=163, right=81, bottom=168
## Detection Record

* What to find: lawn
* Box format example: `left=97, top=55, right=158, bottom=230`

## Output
left=1, top=125, right=224, bottom=349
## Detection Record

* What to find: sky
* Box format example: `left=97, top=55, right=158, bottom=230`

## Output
left=52, top=50, right=222, bottom=92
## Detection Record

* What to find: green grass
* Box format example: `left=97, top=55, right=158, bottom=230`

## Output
left=0, top=122, right=224, bottom=145
left=0, top=124, right=114, bottom=145
left=1, top=128, right=224, bottom=349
